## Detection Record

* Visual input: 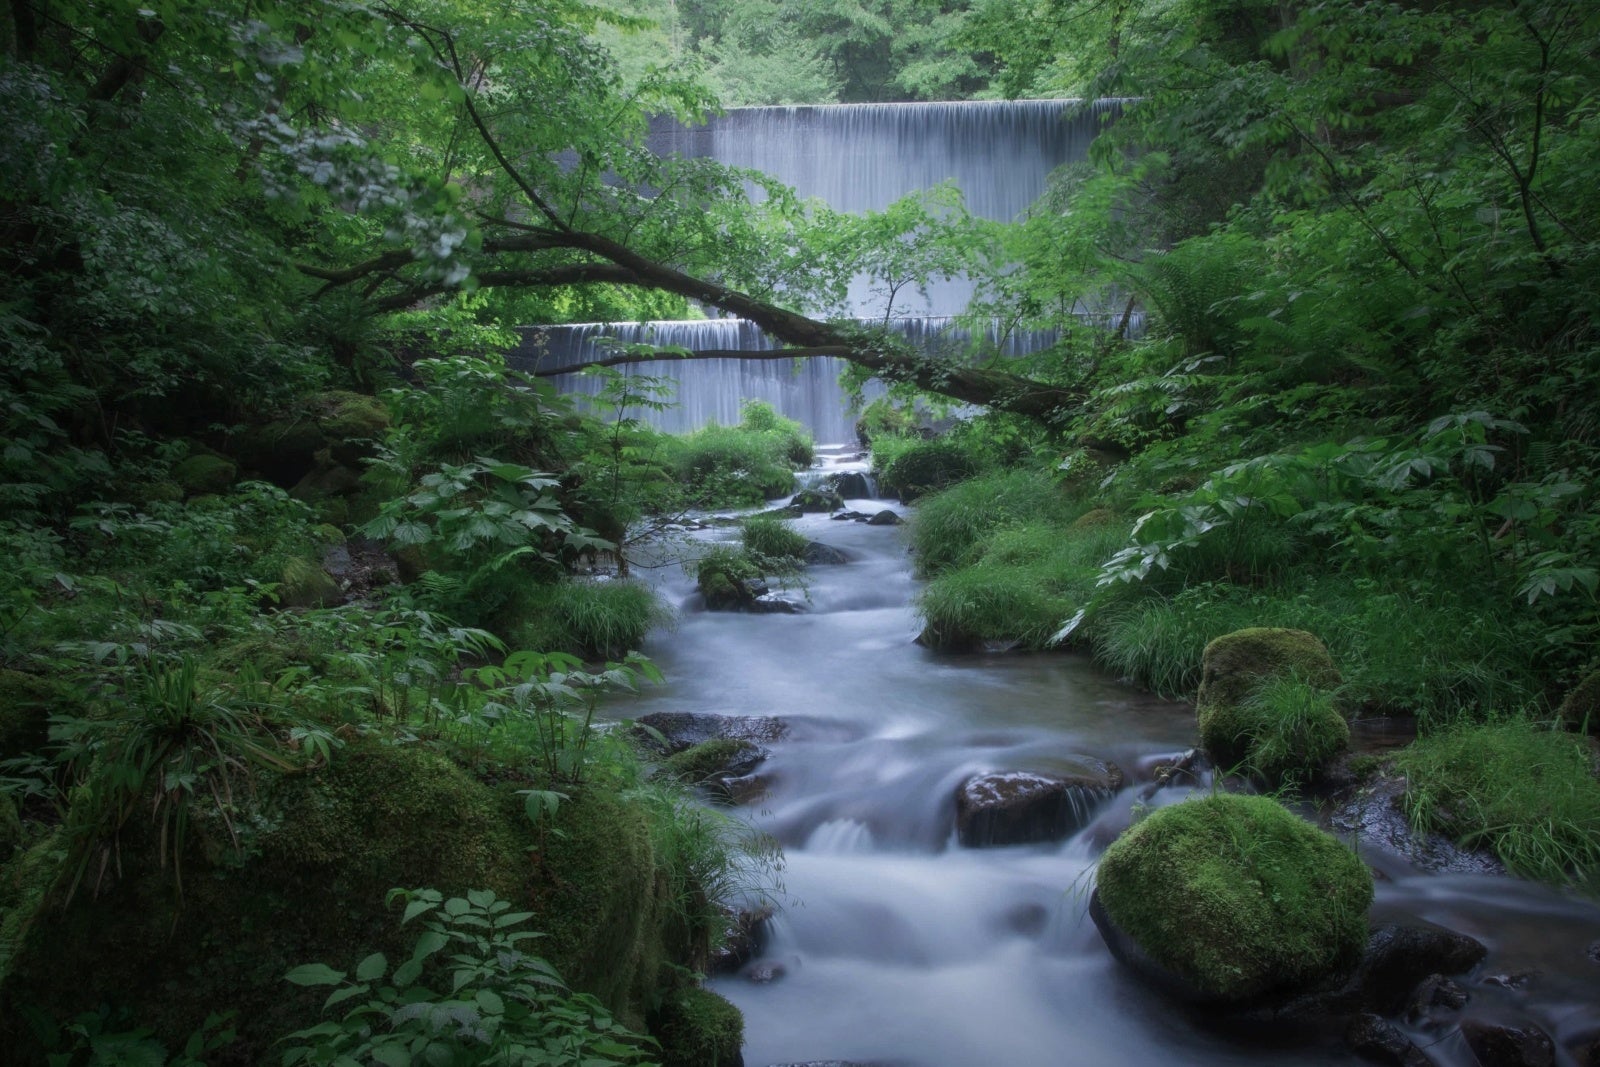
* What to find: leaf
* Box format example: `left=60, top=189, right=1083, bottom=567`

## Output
left=475, top=989, right=506, bottom=1015
left=356, top=952, right=389, bottom=981
left=285, top=963, right=347, bottom=987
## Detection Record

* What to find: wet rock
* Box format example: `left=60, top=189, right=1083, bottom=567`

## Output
left=745, top=961, right=787, bottom=984
left=710, top=905, right=773, bottom=974
left=1483, top=970, right=1537, bottom=990
left=802, top=541, right=850, bottom=565
left=321, top=537, right=400, bottom=601
left=955, top=763, right=1122, bottom=847
left=1460, top=1019, right=1556, bottom=1067
left=631, top=712, right=790, bottom=756
left=831, top=510, right=872, bottom=521
left=721, top=773, right=772, bottom=805
left=821, top=471, right=873, bottom=498
left=1348, top=923, right=1488, bottom=1015
left=1326, top=776, right=1505, bottom=876
left=1346, top=1013, right=1435, bottom=1067
left=749, top=593, right=805, bottom=614
left=1406, top=974, right=1469, bottom=1021
left=865, top=509, right=902, bottom=526
left=915, top=618, right=982, bottom=654
left=790, top=488, right=844, bottom=513
left=1587, top=938, right=1600, bottom=965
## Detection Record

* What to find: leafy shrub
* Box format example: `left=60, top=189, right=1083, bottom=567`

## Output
left=1398, top=720, right=1600, bottom=889
left=877, top=438, right=978, bottom=502
left=281, top=887, right=658, bottom=1066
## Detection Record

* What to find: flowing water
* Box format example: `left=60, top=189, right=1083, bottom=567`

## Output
left=607, top=448, right=1600, bottom=1067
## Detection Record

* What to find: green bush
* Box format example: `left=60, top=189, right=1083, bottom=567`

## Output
left=658, top=402, right=815, bottom=508
left=1398, top=719, right=1600, bottom=889
left=653, top=986, right=744, bottom=1067
left=1096, top=793, right=1372, bottom=1002
left=877, top=438, right=979, bottom=502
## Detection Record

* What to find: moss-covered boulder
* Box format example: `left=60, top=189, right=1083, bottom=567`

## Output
left=1196, top=628, right=1346, bottom=783
left=696, top=550, right=765, bottom=611
left=277, top=555, right=341, bottom=609
left=0, top=741, right=696, bottom=1062
left=1093, top=793, right=1373, bottom=1004
left=653, top=986, right=745, bottom=1067
left=231, top=390, right=390, bottom=487
left=171, top=453, right=238, bottom=495
left=1557, top=668, right=1600, bottom=734
left=657, top=739, right=766, bottom=800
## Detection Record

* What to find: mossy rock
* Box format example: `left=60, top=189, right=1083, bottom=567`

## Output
left=653, top=986, right=744, bottom=1067
left=1196, top=628, right=1344, bottom=780
left=172, top=453, right=238, bottom=495
left=696, top=551, right=763, bottom=611
left=311, top=390, right=390, bottom=445
left=0, top=742, right=692, bottom=1060
left=1557, top=668, right=1600, bottom=735
left=1069, top=507, right=1119, bottom=531
left=277, top=555, right=340, bottom=609
left=879, top=440, right=978, bottom=502
left=1094, top=793, right=1373, bottom=1003
left=0, top=669, right=81, bottom=763
left=657, top=739, right=763, bottom=790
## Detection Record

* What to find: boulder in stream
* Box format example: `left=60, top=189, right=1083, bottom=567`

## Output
left=954, top=762, right=1123, bottom=847
left=802, top=541, right=850, bottom=566
left=1460, top=1019, right=1557, bottom=1067
left=822, top=471, right=873, bottom=498
left=1092, top=793, right=1373, bottom=1005
left=1195, top=627, right=1347, bottom=786
left=865, top=509, right=902, bottom=526
left=790, top=487, right=844, bottom=513
left=631, top=712, right=791, bottom=755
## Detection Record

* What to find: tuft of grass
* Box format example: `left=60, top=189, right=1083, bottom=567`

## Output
left=1219, top=672, right=1349, bottom=786
left=1397, top=719, right=1600, bottom=890
left=910, top=469, right=1086, bottom=576
left=512, top=580, right=670, bottom=661
left=741, top=515, right=807, bottom=563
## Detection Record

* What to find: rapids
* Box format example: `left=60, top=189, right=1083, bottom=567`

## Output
left=606, top=447, right=1600, bottom=1067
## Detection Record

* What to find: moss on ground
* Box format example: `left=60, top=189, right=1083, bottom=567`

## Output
left=171, top=453, right=238, bottom=495
left=1397, top=719, right=1600, bottom=889
left=1096, top=793, right=1372, bottom=1002
left=1195, top=628, right=1345, bottom=780
left=653, top=986, right=744, bottom=1067
left=0, top=740, right=699, bottom=1060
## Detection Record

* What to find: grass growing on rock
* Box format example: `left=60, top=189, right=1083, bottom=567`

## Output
left=741, top=514, right=808, bottom=563
left=1217, top=673, right=1350, bottom=785
left=511, top=579, right=671, bottom=661
left=1397, top=719, right=1600, bottom=890
left=1096, top=793, right=1373, bottom=1002
left=910, top=469, right=1090, bottom=576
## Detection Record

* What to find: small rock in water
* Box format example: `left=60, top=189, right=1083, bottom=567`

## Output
left=864, top=509, right=902, bottom=526
left=1345, top=1013, right=1435, bottom=1067
left=1406, top=974, right=1469, bottom=1021
left=1350, top=923, right=1488, bottom=1015
left=1483, top=970, right=1539, bottom=989
left=1587, top=938, right=1600, bottom=965
left=831, top=510, right=871, bottom=521
left=710, top=905, right=773, bottom=975
left=744, top=961, right=787, bottom=984
left=1460, top=1019, right=1556, bottom=1067
left=749, top=593, right=805, bottom=614
left=954, top=763, right=1122, bottom=847
left=802, top=541, right=850, bottom=565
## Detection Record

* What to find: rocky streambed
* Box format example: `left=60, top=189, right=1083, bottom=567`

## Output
left=611, top=449, right=1600, bottom=1067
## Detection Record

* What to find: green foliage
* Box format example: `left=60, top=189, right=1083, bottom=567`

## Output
left=877, top=438, right=980, bottom=503
left=651, top=987, right=743, bottom=1067
left=909, top=469, right=1083, bottom=575
left=1096, top=793, right=1373, bottom=1002
left=1210, top=673, right=1349, bottom=787
left=280, top=887, right=658, bottom=1067
left=1398, top=720, right=1600, bottom=891
left=510, top=581, right=671, bottom=662
left=740, top=515, right=807, bottom=564
left=658, top=402, right=814, bottom=508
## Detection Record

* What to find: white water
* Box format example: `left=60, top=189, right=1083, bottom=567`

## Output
left=608, top=450, right=1600, bottom=1067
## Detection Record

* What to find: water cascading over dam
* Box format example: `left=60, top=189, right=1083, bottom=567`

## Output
left=512, top=100, right=1119, bottom=442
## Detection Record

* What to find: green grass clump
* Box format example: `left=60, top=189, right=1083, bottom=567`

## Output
left=877, top=438, right=978, bottom=503
left=654, top=986, right=744, bottom=1067
left=512, top=579, right=670, bottom=660
left=910, top=469, right=1085, bottom=576
left=1397, top=719, right=1600, bottom=890
left=916, top=518, right=1129, bottom=650
left=659, top=402, right=814, bottom=507
left=1096, top=793, right=1373, bottom=1002
left=741, top=515, right=807, bottom=563
left=1206, top=672, right=1350, bottom=786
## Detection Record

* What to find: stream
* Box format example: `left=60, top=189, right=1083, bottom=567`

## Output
left=610, top=447, right=1600, bottom=1067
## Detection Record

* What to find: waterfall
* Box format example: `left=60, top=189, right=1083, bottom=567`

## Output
left=523, top=99, right=1119, bottom=439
